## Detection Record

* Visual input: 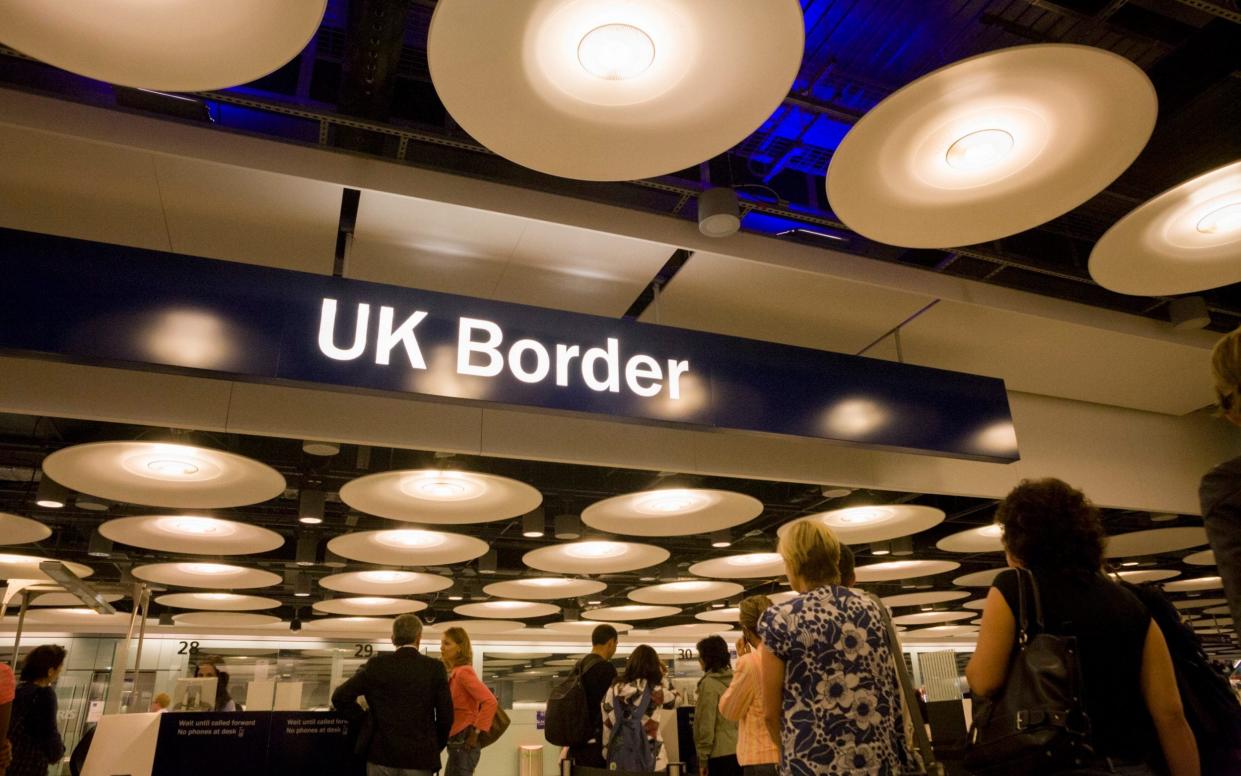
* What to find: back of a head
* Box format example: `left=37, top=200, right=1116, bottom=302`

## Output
left=738, top=594, right=773, bottom=639
left=1211, top=328, right=1241, bottom=415
left=392, top=613, right=424, bottom=647
left=591, top=623, right=618, bottom=647
left=20, top=644, right=66, bottom=682
left=621, top=644, right=663, bottom=686
left=696, top=635, right=731, bottom=672
left=997, top=478, right=1105, bottom=574
left=778, top=519, right=842, bottom=588
left=153, top=692, right=171, bottom=709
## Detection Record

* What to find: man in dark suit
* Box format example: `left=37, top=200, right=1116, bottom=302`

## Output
left=333, top=614, right=453, bottom=776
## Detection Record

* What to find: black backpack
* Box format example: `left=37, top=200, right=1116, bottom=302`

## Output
left=545, top=654, right=605, bottom=747
left=1121, top=581, right=1241, bottom=775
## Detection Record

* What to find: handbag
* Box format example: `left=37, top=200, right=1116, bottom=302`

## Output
left=478, top=705, right=510, bottom=748
left=964, top=568, right=1099, bottom=775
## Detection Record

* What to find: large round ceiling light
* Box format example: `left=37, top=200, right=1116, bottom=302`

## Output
left=340, top=469, right=541, bottom=525
left=42, top=441, right=285, bottom=508
left=1162, top=576, right=1223, bottom=593
left=0, top=1, right=326, bottom=91
left=328, top=530, right=489, bottom=567
left=779, top=505, right=944, bottom=545
left=629, top=580, right=743, bottom=605
left=543, top=620, right=634, bottom=635
left=314, top=597, right=427, bottom=617
left=99, top=515, right=282, bottom=556
left=483, top=578, right=607, bottom=601
left=854, top=560, right=959, bottom=583
left=303, top=617, right=395, bottom=634
left=0, top=513, right=51, bottom=546
left=132, top=562, right=281, bottom=590
left=880, top=590, right=970, bottom=609
left=827, top=44, right=1156, bottom=248
left=424, top=619, right=526, bottom=635
left=688, top=553, right=785, bottom=580
left=1104, top=527, right=1207, bottom=558
left=453, top=601, right=561, bottom=619
left=695, top=607, right=740, bottom=623
left=523, top=541, right=669, bottom=574
left=321, top=571, right=454, bottom=597
left=1089, top=161, right=1241, bottom=295
left=583, top=604, right=681, bottom=622
left=953, top=567, right=1007, bottom=588
left=172, top=611, right=281, bottom=628
left=891, top=610, right=974, bottom=626
left=155, top=592, right=280, bottom=612
left=583, top=489, right=761, bottom=537
left=936, top=524, right=1004, bottom=554
left=426, top=0, right=804, bottom=181
left=0, top=553, right=93, bottom=581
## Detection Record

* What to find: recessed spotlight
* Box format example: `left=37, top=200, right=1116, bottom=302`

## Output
left=576, top=24, right=655, bottom=81
left=1121, top=561, right=1140, bottom=567
left=945, top=128, right=1014, bottom=172
left=299, top=516, right=323, bottom=525
left=710, top=531, right=732, bottom=548
left=35, top=476, right=68, bottom=509
left=1196, top=202, right=1241, bottom=235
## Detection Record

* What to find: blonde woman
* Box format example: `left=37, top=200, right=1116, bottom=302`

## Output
left=719, top=595, right=779, bottom=776
left=758, top=520, right=911, bottom=775
left=441, top=627, right=497, bottom=776
left=1202, top=328, right=1241, bottom=643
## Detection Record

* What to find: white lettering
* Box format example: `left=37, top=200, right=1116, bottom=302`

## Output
left=555, top=345, right=581, bottom=387
left=667, top=359, right=690, bottom=400
left=509, top=339, right=550, bottom=384
left=581, top=338, right=620, bottom=393
left=317, top=299, right=369, bottom=361
left=375, top=307, right=428, bottom=368
left=457, top=318, right=504, bottom=377
left=624, top=355, right=663, bottom=398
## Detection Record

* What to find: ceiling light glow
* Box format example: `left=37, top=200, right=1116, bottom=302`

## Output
left=527, top=578, right=573, bottom=587
left=633, top=489, right=709, bottom=515
left=157, top=516, right=235, bottom=536
left=398, top=471, right=485, bottom=501
left=576, top=24, right=655, bottom=81
left=825, top=507, right=894, bottom=527
left=147, top=459, right=200, bottom=477
left=663, top=581, right=712, bottom=592
left=979, top=524, right=1003, bottom=538
left=726, top=553, right=782, bottom=567
left=565, top=541, right=628, bottom=559
left=199, top=593, right=240, bottom=601
left=179, top=563, right=236, bottom=576
left=376, top=530, right=447, bottom=549
left=1196, top=202, right=1241, bottom=235
left=358, top=571, right=415, bottom=584
left=945, top=129, right=1015, bottom=172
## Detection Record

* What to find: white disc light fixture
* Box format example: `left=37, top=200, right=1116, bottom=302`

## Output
left=689, top=553, right=785, bottom=580
left=651, top=623, right=733, bottom=637
left=327, top=529, right=490, bottom=567
left=339, top=469, right=542, bottom=524
left=880, top=590, right=971, bottom=608
left=891, top=610, right=974, bottom=626
left=424, top=619, right=525, bottom=635
left=695, top=607, right=740, bottom=623
left=1090, top=161, right=1241, bottom=295
left=155, top=592, right=280, bottom=612
left=28, top=591, right=123, bottom=607
left=320, top=571, right=454, bottom=597
left=483, top=578, right=607, bottom=601
left=99, top=515, right=283, bottom=555
left=936, top=524, right=1004, bottom=553
left=1183, top=550, right=1215, bottom=566
left=1113, top=569, right=1180, bottom=584
left=453, top=601, right=561, bottom=619
left=854, top=560, right=959, bottom=582
left=0, top=553, right=92, bottom=581
left=780, top=505, right=945, bottom=545
left=172, top=611, right=281, bottom=628
left=543, top=620, right=634, bottom=635
left=42, top=442, right=285, bottom=508
left=303, top=617, right=394, bottom=634
left=904, top=624, right=978, bottom=639
left=628, top=580, right=744, bottom=605
left=427, top=0, right=804, bottom=181
left=1163, top=576, right=1223, bottom=593
left=0, top=513, right=51, bottom=545
left=1105, top=527, right=1207, bottom=558
left=132, top=562, right=280, bottom=590
left=523, top=541, right=669, bottom=574
left=314, top=597, right=427, bottom=617
left=953, top=567, right=1007, bottom=587
left=827, top=44, right=1156, bottom=247
left=582, top=489, right=762, bottom=537
left=0, top=0, right=326, bottom=91
left=584, top=604, right=681, bottom=622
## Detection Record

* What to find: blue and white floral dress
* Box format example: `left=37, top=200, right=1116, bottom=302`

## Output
left=758, top=585, right=910, bottom=776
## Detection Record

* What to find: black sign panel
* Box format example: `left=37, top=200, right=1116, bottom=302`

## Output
left=0, top=228, right=1017, bottom=461
left=152, top=712, right=354, bottom=776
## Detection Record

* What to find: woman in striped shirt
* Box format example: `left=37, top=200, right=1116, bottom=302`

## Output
left=719, top=595, right=780, bottom=776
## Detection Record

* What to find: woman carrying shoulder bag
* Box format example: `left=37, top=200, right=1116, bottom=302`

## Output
left=966, top=478, right=1199, bottom=776
left=441, top=627, right=498, bottom=776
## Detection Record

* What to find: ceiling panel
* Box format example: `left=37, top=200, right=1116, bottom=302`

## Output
left=0, top=123, right=169, bottom=250
left=349, top=190, right=671, bottom=316
left=640, top=251, right=936, bottom=355
left=152, top=156, right=339, bottom=274
left=895, top=301, right=1214, bottom=415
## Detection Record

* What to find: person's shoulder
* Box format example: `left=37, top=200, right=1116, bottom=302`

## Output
left=1200, top=455, right=1241, bottom=509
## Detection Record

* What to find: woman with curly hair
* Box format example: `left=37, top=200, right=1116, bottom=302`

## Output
left=966, top=478, right=1198, bottom=776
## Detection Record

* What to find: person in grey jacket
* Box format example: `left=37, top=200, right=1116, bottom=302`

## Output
left=1201, top=328, right=1241, bottom=643
left=694, top=635, right=739, bottom=776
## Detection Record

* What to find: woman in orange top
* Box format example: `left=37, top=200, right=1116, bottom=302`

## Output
left=441, top=627, right=497, bottom=776
left=719, top=595, right=780, bottom=776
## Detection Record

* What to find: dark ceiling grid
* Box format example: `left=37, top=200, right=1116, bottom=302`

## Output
left=0, top=411, right=1231, bottom=659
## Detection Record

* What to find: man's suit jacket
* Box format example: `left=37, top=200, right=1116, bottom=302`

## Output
left=332, top=647, right=454, bottom=770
